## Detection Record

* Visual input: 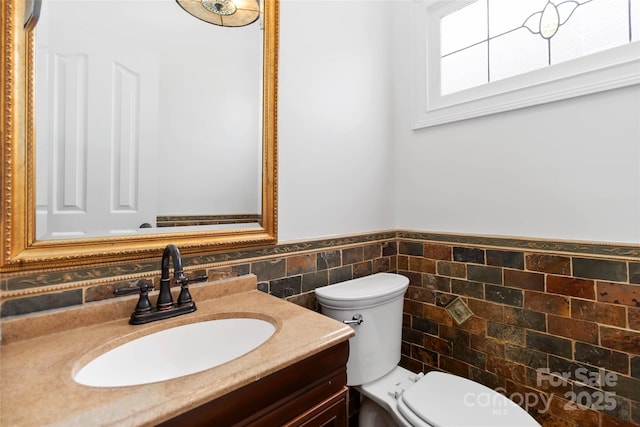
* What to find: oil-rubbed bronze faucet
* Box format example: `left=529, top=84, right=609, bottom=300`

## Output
left=115, top=244, right=207, bottom=325
left=158, top=244, right=190, bottom=310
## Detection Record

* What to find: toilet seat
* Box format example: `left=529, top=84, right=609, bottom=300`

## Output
left=399, top=371, right=540, bottom=427
left=359, top=366, right=540, bottom=427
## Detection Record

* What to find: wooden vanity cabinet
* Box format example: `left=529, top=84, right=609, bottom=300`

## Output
left=159, top=341, right=349, bottom=427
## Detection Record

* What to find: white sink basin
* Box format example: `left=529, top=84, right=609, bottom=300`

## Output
left=74, top=318, right=276, bottom=387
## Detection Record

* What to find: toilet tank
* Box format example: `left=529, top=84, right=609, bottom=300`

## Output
left=315, top=273, right=409, bottom=386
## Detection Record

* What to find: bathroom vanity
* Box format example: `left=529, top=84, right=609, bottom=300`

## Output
left=161, top=342, right=349, bottom=426
left=0, top=275, right=354, bottom=426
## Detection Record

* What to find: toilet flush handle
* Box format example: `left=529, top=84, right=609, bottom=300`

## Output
left=343, top=314, right=364, bottom=326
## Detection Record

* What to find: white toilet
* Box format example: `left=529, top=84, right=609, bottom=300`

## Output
left=315, top=273, right=540, bottom=427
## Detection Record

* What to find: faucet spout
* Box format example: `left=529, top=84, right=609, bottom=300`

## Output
left=157, top=244, right=186, bottom=310
left=161, top=244, right=185, bottom=281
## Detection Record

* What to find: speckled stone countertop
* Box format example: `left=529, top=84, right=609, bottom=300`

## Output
left=0, top=275, right=354, bottom=426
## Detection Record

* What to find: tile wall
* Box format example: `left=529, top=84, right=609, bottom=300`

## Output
left=396, top=233, right=640, bottom=427
left=1, top=231, right=638, bottom=426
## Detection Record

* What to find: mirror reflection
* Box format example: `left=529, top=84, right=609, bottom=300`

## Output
left=34, top=0, right=263, bottom=240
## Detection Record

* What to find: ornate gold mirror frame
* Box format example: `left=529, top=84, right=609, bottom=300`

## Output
left=0, top=0, right=278, bottom=273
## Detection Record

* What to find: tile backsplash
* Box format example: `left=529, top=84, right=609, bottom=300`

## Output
left=0, top=231, right=398, bottom=316
left=1, top=231, right=638, bottom=426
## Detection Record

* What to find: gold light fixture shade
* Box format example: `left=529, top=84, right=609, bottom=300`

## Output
left=176, top=0, right=260, bottom=27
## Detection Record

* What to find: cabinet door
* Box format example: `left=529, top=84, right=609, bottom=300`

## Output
left=283, top=388, right=348, bottom=427
left=158, top=342, right=350, bottom=427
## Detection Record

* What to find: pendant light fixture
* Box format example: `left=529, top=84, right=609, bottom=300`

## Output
left=176, top=0, right=260, bottom=27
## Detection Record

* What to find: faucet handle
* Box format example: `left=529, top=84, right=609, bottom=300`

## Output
left=181, top=274, right=208, bottom=285
left=176, top=274, right=206, bottom=306
left=114, top=280, right=154, bottom=315
left=114, top=280, right=154, bottom=296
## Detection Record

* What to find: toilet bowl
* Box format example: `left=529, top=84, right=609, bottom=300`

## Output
left=315, top=273, right=540, bottom=427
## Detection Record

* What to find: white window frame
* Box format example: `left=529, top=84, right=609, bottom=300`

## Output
left=411, top=0, right=640, bottom=129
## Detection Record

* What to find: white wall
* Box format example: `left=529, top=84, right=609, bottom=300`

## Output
left=278, top=0, right=640, bottom=245
left=278, top=0, right=396, bottom=241
left=390, top=2, right=640, bottom=244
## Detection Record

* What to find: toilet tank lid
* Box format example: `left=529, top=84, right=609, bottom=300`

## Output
left=315, top=273, right=409, bottom=308
left=400, top=371, right=540, bottom=427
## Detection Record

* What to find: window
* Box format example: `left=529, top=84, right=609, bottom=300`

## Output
left=411, top=0, right=640, bottom=128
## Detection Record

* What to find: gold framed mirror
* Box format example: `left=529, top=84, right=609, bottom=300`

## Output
left=0, top=0, right=278, bottom=273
